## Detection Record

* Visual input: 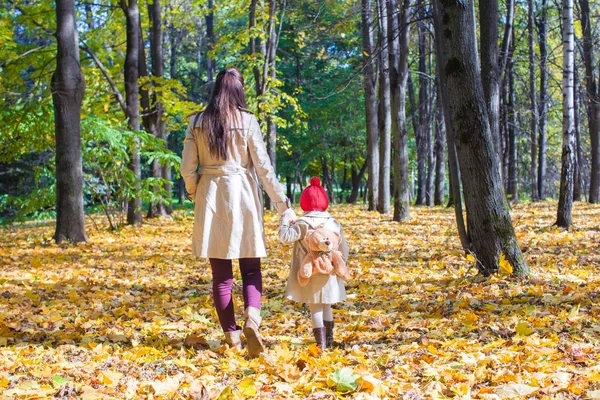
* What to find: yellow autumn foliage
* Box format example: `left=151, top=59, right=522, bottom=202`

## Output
left=0, top=202, right=599, bottom=398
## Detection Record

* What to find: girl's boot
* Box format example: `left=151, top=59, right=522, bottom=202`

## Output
left=224, top=329, right=242, bottom=351
left=324, top=320, right=334, bottom=348
left=313, top=327, right=326, bottom=350
left=243, top=307, right=265, bottom=357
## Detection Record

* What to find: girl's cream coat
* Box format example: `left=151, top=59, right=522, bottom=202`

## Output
left=180, top=110, right=288, bottom=259
left=278, top=211, right=348, bottom=304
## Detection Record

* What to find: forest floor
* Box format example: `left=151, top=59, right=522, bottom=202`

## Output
left=0, top=202, right=599, bottom=399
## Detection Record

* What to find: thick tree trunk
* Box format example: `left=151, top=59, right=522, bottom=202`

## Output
left=435, top=0, right=528, bottom=275
left=507, top=56, right=518, bottom=202
left=528, top=0, right=539, bottom=201
left=580, top=0, right=600, bottom=203
left=537, top=0, right=548, bottom=199
left=362, top=0, right=380, bottom=211
left=376, top=0, right=391, bottom=214
left=121, top=0, right=142, bottom=226
left=52, top=0, right=87, bottom=244
left=556, top=0, right=576, bottom=228
left=389, top=0, right=411, bottom=221
left=432, top=0, right=469, bottom=251
left=434, top=95, right=446, bottom=206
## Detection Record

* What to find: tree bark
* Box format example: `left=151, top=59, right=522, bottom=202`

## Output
left=480, top=0, right=514, bottom=160
left=376, top=0, right=391, bottom=214
left=145, top=0, right=169, bottom=218
left=434, top=93, right=446, bottom=205
left=415, top=6, right=430, bottom=206
left=52, top=0, right=87, bottom=244
left=574, top=66, right=582, bottom=201
left=528, top=0, right=539, bottom=201
left=507, top=54, right=518, bottom=202
left=556, top=0, right=576, bottom=229
left=121, top=0, right=142, bottom=226
left=349, top=161, right=368, bottom=204
left=389, top=0, right=411, bottom=221
left=205, top=0, right=215, bottom=88
left=362, top=0, right=380, bottom=211
left=579, top=0, right=600, bottom=203
left=432, top=0, right=469, bottom=251
left=435, top=0, right=528, bottom=275
left=537, top=0, right=549, bottom=199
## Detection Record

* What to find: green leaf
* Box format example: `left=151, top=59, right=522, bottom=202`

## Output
left=329, top=367, right=359, bottom=393
left=52, top=376, right=68, bottom=387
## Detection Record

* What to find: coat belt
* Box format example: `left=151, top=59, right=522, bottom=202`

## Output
left=198, top=165, right=248, bottom=176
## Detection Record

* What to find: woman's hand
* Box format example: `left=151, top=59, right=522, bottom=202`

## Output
left=282, top=208, right=297, bottom=223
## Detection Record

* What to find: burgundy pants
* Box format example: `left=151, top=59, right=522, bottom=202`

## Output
left=209, top=258, right=262, bottom=332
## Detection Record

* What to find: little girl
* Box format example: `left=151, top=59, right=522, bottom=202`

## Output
left=278, top=177, right=349, bottom=349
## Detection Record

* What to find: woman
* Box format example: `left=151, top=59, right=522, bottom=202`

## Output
left=180, top=68, right=295, bottom=357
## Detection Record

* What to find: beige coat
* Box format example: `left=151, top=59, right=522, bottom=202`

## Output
left=180, top=109, right=288, bottom=259
left=278, top=212, right=348, bottom=304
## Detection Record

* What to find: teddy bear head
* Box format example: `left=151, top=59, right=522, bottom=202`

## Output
left=305, top=227, right=341, bottom=253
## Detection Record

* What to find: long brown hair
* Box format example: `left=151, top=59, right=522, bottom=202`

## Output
left=199, top=68, right=247, bottom=160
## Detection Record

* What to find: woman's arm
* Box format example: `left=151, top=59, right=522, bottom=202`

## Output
left=180, top=116, right=200, bottom=198
left=247, top=116, right=290, bottom=214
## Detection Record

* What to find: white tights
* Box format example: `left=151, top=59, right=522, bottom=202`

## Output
left=308, top=303, right=333, bottom=328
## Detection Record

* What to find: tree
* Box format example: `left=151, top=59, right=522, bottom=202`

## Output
left=579, top=0, right=600, bottom=203
left=121, top=0, right=142, bottom=226
left=146, top=0, right=169, bottom=218
left=362, top=0, right=379, bottom=211
left=480, top=0, right=515, bottom=161
left=390, top=0, right=411, bottom=221
left=434, top=0, right=529, bottom=275
left=434, top=94, right=446, bottom=206
left=376, top=0, right=391, bottom=214
left=528, top=0, right=539, bottom=201
left=506, top=49, right=518, bottom=202
left=556, top=0, right=576, bottom=228
left=537, top=0, right=549, bottom=199
left=52, top=0, right=87, bottom=244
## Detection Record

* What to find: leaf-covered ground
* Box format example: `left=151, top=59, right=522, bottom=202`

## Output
left=1, top=202, right=599, bottom=399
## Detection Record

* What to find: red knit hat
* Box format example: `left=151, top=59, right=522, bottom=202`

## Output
left=299, top=177, right=329, bottom=212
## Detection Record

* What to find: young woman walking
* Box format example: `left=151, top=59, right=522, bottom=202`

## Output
left=180, top=68, right=296, bottom=357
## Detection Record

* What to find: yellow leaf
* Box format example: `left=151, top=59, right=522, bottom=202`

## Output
left=466, top=254, right=475, bottom=262
left=499, top=253, right=513, bottom=275
left=515, top=321, right=533, bottom=336
left=463, top=312, right=479, bottom=325
left=238, top=377, right=257, bottom=396
left=80, top=386, right=104, bottom=400
left=0, top=375, right=9, bottom=388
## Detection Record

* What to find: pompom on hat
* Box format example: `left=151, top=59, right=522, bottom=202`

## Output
left=299, top=177, right=329, bottom=212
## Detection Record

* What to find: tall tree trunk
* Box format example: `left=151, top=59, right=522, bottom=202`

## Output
left=376, top=0, right=391, bottom=214
left=434, top=94, right=446, bottom=206
left=145, top=0, right=169, bottom=218
left=574, top=66, right=582, bottom=201
left=415, top=8, right=429, bottom=206
left=121, top=0, right=142, bottom=226
left=435, top=0, right=528, bottom=275
left=528, top=0, right=539, bottom=201
left=362, top=0, right=380, bottom=211
left=52, top=0, right=87, bottom=244
left=389, top=0, right=411, bottom=221
left=432, top=0, right=469, bottom=251
left=579, top=0, right=600, bottom=203
left=537, top=0, right=549, bottom=199
left=205, top=0, right=215, bottom=89
left=556, top=0, right=576, bottom=228
left=349, top=161, right=368, bottom=204
left=480, top=0, right=514, bottom=161
left=507, top=54, right=518, bottom=202
left=322, top=156, right=334, bottom=203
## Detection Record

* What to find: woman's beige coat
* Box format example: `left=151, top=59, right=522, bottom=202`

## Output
left=278, top=211, right=348, bottom=304
left=180, top=110, right=288, bottom=259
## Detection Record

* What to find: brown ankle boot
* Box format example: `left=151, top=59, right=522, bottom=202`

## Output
left=324, top=320, right=334, bottom=348
left=313, top=327, right=326, bottom=350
